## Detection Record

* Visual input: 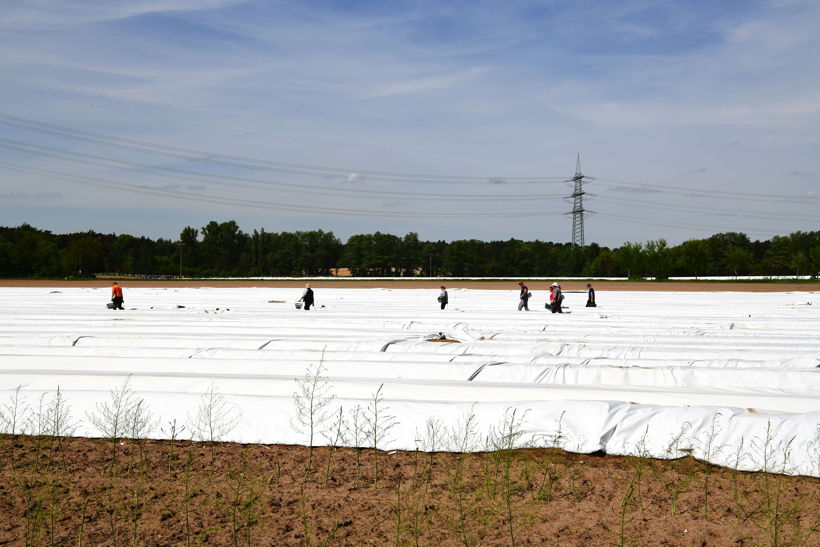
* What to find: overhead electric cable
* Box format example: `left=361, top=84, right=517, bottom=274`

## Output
left=0, top=138, right=568, bottom=202
left=0, top=161, right=567, bottom=219
left=593, top=194, right=818, bottom=222
left=594, top=212, right=798, bottom=237
left=0, top=80, right=560, bottom=159
left=0, top=114, right=566, bottom=184
left=3, top=114, right=817, bottom=203
left=595, top=177, right=820, bottom=203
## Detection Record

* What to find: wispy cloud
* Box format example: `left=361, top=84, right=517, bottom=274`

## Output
left=361, top=67, right=489, bottom=99
left=0, top=0, right=245, bottom=28
left=1, top=192, right=62, bottom=199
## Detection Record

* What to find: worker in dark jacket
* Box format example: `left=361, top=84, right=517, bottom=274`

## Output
left=550, top=282, right=563, bottom=313
left=586, top=283, right=597, bottom=307
left=300, top=284, right=315, bottom=310
left=438, top=286, right=448, bottom=309
left=517, top=281, right=530, bottom=311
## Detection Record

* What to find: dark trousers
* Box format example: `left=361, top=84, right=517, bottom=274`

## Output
left=304, top=301, right=313, bottom=310
left=440, top=301, right=447, bottom=309
left=112, top=297, right=124, bottom=310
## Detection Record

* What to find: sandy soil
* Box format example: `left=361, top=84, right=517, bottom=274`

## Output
left=1, top=436, right=817, bottom=546
left=0, top=278, right=817, bottom=292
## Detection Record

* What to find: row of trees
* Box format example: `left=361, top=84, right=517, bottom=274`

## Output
left=1, top=222, right=818, bottom=279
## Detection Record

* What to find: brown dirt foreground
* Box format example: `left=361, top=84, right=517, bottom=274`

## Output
left=1, top=436, right=817, bottom=546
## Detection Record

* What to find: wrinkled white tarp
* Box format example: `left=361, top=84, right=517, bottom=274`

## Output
left=0, top=287, right=817, bottom=476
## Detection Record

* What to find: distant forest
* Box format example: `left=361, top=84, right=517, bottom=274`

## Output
left=1, top=222, right=818, bottom=279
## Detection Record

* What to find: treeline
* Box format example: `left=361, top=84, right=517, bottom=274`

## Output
left=1, top=222, right=818, bottom=279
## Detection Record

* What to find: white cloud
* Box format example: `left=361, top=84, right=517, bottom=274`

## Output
left=0, top=0, right=246, bottom=28
left=0, top=192, right=62, bottom=199
left=361, top=67, right=489, bottom=99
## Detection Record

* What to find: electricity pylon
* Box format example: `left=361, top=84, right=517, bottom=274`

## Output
left=566, top=154, right=591, bottom=247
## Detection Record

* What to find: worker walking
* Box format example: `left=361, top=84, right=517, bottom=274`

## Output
left=438, top=286, right=448, bottom=309
left=550, top=282, right=563, bottom=313
left=300, top=284, right=315, bottom=310
left=111, top=281, right=124, bottom=310
left=517, top=281, right=530, bottom=311
left=586, top=283, right=597, bottom=307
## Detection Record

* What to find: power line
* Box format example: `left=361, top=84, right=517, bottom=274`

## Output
left=2, top=114, right=816, bottom=242
left=0, top=114, right=567, bottom=184
left=593, top=211, right=799, bottom=238
left=595, top=176, right=820, bottom=203
left=0, top=138, right=568, bottom=202
left=4, top=136, right=813, bottom=225
left=0, top=80, right=559, bottom=159
left=2, top=113, right=817, bottom=202
left=0, top=160, right=568, bottom=219
left=593, top=194, right=818, bottom=222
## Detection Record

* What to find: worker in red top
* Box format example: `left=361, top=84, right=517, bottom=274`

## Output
left=111, top=281, right=124, bottom=310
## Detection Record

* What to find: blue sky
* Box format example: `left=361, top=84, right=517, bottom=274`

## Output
left=0, top=0, right=817, bottom=246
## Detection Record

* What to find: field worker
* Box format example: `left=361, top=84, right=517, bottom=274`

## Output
left=550, top=282, right=563, bottom=314
left=517, top=281, right=530, bottom=311
left=299, top=283, right=315, bottom=310
left=111, top=281, right=124, bottom=310
left=586, top=283, right=597, bottom=307
left=438, top=285, right=448, bottom=309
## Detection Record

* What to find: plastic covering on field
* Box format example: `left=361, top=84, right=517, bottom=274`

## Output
left=0, top=286, right=817, bottom=477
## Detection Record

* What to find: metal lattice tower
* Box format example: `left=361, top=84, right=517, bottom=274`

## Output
left=568, top=154, right=589, bottom=247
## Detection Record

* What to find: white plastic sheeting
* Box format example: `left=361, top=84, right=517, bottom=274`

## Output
left=0, top=286, right=817, bottom=476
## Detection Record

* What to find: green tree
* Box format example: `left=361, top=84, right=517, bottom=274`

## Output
left=179, top=226, right=200, bottom=276
left=616, top=242, right=645, bottom=279
left=707, top=232, right=751, bottom=275
left=61, top=236, right=104, bottom=277
left=420, top=240, right=447, bottom=277
left=442, top=239, right=485, bottom=277
left=675, top=239, right=710, bottom=277
left=809, top=245, right=820, bottom=279
left=723, top=245, right=754, bottom=277
left=398, top=232, right=423, bottom=276
left=763, top=236, right=792, bottom=275
left=340, top=234, right=373, bottom=276
left=0, top=236, right=12, bottom=276
left=199, top=220, right=248, bottom=276
left=296, top=230, right=342, bottom=275
left=644, top=239, right=671, bottom=279
left=790, top=251, right=809, bottom=277
left=588, top=248, right=618, bottom=277
left=10, top=225, right=57, bottom=276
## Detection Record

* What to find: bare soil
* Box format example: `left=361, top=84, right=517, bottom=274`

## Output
left=1, top=436, right=817, bottom=546
left=1, top=278, right=818, bottom=292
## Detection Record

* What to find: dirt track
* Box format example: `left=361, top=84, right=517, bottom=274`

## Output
left=1, top=278, right=817, bottom=291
